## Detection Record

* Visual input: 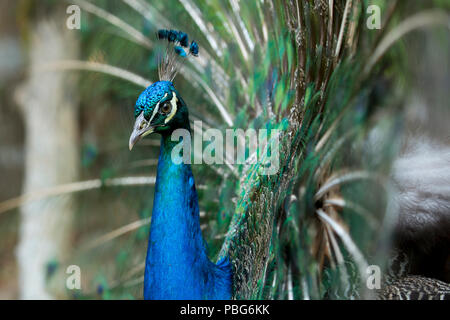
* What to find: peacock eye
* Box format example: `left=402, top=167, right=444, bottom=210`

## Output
left=160, top=101, right=172, bottom=115
left=139, top=120, right=147, bottom=130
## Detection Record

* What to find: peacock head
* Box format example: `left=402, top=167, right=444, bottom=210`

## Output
left=129, top=81, right=189, bottom=150
left=129, top=29, right=199, bottom=150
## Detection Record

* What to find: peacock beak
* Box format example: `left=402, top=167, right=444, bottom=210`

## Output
left=129, top=112, right=154, bottom=151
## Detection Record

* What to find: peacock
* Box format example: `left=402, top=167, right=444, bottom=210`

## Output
left=127, top=30, right=232, bottom=299
left=3, top=0, right=449, bottom=300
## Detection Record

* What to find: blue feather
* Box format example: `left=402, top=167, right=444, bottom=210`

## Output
left=174, top=46, right=187, bottom=57
left=143, top=131, right=232, bottom=299
left=168, top=29, right=178, bottom=42
left=178, top=31, right=189, bottom=47
left=190, top=41, right=199, bottom=56
left=157, top=29, right=169, bottom=40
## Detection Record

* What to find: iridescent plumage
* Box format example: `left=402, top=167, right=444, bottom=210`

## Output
left=130, top=30, right=232, bottom=300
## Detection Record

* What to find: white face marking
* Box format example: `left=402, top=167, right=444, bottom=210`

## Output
left=164, top=94, right=178, bottom=124
left=149, top=92, right=168, bottom=124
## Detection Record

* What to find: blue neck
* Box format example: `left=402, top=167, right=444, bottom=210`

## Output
left=143, top=131, right=232, bottom=300
left=144, top=134, right=209, bottom=299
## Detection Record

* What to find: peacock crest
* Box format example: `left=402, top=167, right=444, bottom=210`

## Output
left=156, top=29, right=199, bottom=82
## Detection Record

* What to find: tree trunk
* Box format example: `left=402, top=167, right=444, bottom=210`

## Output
left=15, top=19, right=79, bottom=299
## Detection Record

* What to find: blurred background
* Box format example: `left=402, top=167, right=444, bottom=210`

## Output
left=0, top=0, right=448, bottom=299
